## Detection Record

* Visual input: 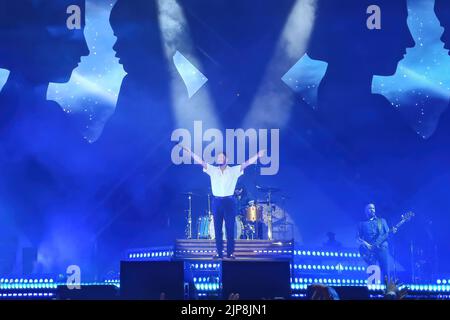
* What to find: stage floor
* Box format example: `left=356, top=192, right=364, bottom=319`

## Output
left=0, top=241, right=447, bottom=300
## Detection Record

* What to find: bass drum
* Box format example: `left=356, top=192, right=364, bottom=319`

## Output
left=209, top=215, right=243, bottom=240
left=261, top=204, right=285, bottom=225
left=197, top=216, right=213, bottom=239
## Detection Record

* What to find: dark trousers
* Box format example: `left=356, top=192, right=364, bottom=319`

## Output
left=212, top=196, right=236, bottom=256
left=376, top=246, right=390, bottom=281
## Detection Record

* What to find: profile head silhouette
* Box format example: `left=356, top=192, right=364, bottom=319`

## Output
left=0, top=0, right=89, bottom=84
left=308, top=0, right=414, bottom=77
left=435, top=0, right=450, bottom=55
left=110, top=0, right=167, bottom=78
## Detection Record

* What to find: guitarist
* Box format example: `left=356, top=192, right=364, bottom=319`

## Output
left=358, top=203, right=397, bottom=280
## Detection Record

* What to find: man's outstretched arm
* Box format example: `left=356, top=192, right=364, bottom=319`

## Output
left=182, top=146, right=207, bottom=170
left=241, top=149, right=266, bottom=172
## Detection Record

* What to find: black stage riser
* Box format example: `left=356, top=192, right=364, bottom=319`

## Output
left=120, top=260, right=291, bottom=300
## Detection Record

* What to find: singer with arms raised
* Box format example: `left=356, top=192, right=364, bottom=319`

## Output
left=183, top=147, right=265, bottom=259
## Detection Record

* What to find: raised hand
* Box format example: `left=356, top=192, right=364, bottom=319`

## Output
left=257, top=149, right=266, bottom=158
left=384, top=276, right=408, bottom=300
left=181, top=145, right=191, bottom=154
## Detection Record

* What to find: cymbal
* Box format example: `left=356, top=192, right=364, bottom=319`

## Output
left=255, top=185, right=281, bottom=193
left=255, top=200, right=277, bottom=205
left=181, top=192, right=201, bottom=197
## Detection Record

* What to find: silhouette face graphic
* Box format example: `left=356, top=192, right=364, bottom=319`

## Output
left=435, top=0, right=450, bottom=54
left=309, top=0, right=415, bottom=77
left=0, top=0, right=89, bottom=84
left=110, top=0, right=166, bottom=77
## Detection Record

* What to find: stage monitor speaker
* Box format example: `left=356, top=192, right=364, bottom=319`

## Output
left=56, top=285, right=119, bottom=300
left=222, top=260, right=290, bottom=300
left=120, top=261, right=185, bottom=300
left=332, top=286, right=370, bottom=300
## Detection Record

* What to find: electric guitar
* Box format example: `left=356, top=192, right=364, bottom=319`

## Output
left=358, top=211, right=415, bottom=265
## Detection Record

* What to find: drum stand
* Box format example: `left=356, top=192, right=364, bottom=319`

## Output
left=207, top=194, right=213, bottom=240
left=267, top=191, right=273, bottom=241
left=185, top=193, right=193, bottom=239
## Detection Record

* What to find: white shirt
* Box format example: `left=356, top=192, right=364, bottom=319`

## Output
left=203, top=164, right=243, bottom=197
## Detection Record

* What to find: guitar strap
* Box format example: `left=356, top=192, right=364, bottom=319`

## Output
left=375, top=218, right=384, bottom=246
left=377, top=218, right=383, bottom=235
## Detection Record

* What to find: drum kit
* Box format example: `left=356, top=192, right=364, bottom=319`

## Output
left=182, top=185, right=289, bottom=241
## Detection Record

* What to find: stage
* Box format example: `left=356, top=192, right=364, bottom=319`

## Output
left=3, top=240, right=447, bottom=300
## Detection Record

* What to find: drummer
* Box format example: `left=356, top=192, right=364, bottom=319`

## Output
left=182, top=147, right=265, bottom=259
left=234, top=185, right=251, bottom=216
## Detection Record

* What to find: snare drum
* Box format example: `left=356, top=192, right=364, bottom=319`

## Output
left=246, top=201, right=262, bottom=222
